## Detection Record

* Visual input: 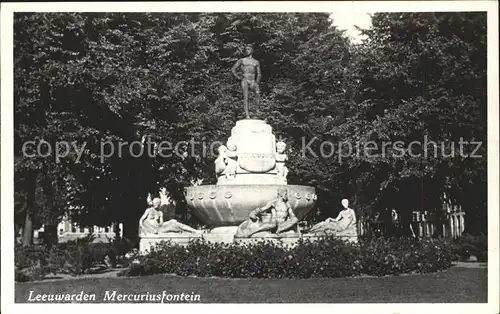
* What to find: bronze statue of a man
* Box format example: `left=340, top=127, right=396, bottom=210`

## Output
left=231, top=44, right=261, bottom=119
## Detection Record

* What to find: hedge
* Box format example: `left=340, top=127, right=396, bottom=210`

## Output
left=15, top=234, right=135, bottom=282
left=119, top=237, right=454, bottom=279
left=16, top=234, right=487, bottom=282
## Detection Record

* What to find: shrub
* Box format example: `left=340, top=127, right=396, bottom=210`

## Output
left=15, top=263, right=47, bottom=282
left=14, top=244, right=54, bottom=281
left=15, top=244, right=49, bottom=269
left=16, top=234, right=462, bottom=281
left=15, top=267, right=32, bottom=282
left=120, top=236, right=453, bottom=279
left=451, top=234, right=488, bottom=262
left=358, top=237, right=452, bottom=275
left=15, top=234, right=134, bottom=281
left=35, top=234, right=115, bottom=278
left=54, top=234, right=118, bottom=275
left=54, top=241, right=94, bottom=275
left=111, top=237, right=135, bottom=257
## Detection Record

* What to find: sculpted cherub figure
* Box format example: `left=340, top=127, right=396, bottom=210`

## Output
left=214, top=145, right=228, bottom=177
left=275, top=141, right=289, bottom=183
left=225, top=137, right=238, bottom=179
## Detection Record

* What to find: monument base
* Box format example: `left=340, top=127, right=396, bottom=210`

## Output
left=202, top=226, right=238, bottom=244
left=138, top=232, right=359, bottom=253
left=234, top=237, right=282, bottom=246
left=234, top=233, right=301, bottom=247
left=302, top=234, right=359, bottom=244
left=139, top=233, right=203, bottom=252
left=280, top=236, right=302, bottom=248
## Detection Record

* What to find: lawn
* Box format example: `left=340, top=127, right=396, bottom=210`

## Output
left=15, top=266, right=487, bottom=303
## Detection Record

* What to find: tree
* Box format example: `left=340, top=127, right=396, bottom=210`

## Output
left=338, top=12, right=487, bottom=235
left=14, top=13, right=353, bottom=241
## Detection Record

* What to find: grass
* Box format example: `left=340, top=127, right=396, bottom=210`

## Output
left=15, top=267, right=487, bottom=303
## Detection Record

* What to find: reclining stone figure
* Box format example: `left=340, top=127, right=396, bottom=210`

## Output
left=308, top=199, right=358, bottom=238
left=139, top=198, right=201, bottom=236
left=235, top=188, right=299, bottom=238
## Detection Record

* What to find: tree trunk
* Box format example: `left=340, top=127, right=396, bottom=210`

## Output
left=399, top=208, right=414, bottom=238
left=113, top=222, right=121, bottom=240
left=22, top=210, right=33, bottom=247
left=42, top=225, right=58, bottom=248
left=462, top=184, right=487, bottom=236
left=464, top=210, right=487, bottom=236
left=15, top=224, right=22, bottom=243
left=122, top=220, right=139, bottom=246
left=22, top=170, right=37, bottom=247
left=382, top=208, right=394, bottom=238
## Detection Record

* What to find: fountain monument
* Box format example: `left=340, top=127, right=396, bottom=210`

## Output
left=185, top=45, right=317, bottom=244
left=139, top=45, right=318, bottom=251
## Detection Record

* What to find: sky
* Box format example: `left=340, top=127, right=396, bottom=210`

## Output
left=329, top=12, right=374, bottom=43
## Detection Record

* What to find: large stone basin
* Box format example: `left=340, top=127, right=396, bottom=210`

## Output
left=185, top=185, right=317, bottom=227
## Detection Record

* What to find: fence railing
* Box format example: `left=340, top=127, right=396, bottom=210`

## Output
left=358, top=210, right=466, bottom=238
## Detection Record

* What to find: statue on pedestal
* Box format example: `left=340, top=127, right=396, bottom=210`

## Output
left=235, top=188, right=299, bottom=238
left=231, top=44, right=261, bottom=119
left=139, top=198, right=201, bottom=236
left=275, top=141, right=289, bottom=183
left=308, top=199, right=357, bottom=237
left=225, top=137, right=238, bottom=179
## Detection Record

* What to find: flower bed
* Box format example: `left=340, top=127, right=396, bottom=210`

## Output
left=118, top=237, right=454, bottom=279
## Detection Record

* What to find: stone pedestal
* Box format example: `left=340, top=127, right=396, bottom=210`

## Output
left=280, top=236, right=301, bottom=248
left=230, top=119, right=277, bottom=175
left=202, top=226, right=238, bottom=244
left=233, top=233, right=301, bottom=247
left=183, top=118, right=317, bottom=243
left=234, top=237, right=282, bottom=246
left=139, top=233, right=203, bottom=252
left=302, top=234, right=359, bottom=244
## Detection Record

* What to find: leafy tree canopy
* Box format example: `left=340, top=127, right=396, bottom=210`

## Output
left=13, top=12, right=487, bottom=243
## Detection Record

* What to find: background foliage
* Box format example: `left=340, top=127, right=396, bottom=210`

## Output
left=14, top=12, right=487, bottom=243
left=16, top=234, right=487, bottom=282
